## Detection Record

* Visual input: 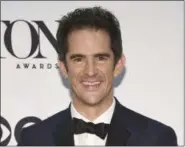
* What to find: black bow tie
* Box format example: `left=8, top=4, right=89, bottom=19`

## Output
left=72, top=118, right=110, bottom=139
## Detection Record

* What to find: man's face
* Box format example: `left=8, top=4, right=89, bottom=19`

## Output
left=59, top=28, right=124, bottom=106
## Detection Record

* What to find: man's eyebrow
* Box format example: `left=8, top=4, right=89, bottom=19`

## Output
left=94, top=53, right=111, bottom=58
left=69, top=53, right=111, bottom=60
left=70, top=54, right=85, bottom=60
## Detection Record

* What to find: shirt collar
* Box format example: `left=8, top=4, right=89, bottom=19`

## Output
left=71, top=98, right=116, bottom=124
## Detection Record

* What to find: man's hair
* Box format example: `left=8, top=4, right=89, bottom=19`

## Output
left=56, top=6, right=123, bottom=64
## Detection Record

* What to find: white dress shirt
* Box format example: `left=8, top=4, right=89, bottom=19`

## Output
left=71, top=98, right=116, bottom=146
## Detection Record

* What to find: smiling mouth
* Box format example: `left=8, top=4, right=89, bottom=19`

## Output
left=81, top=81, right=101, bottom=91
left=82, top=81, right=100, bottom=85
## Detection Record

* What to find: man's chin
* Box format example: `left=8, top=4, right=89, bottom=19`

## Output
left=80, top=95, right=104, bottom=106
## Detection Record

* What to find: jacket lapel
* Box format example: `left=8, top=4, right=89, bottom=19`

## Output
left=54, top=105, right=75, bottom=146
left=106, top=99, right=132, bottom=146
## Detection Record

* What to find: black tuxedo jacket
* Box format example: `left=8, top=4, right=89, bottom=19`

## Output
left=18, top=99, right=177, bottom=146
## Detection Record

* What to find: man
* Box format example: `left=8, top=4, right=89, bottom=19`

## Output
left=18, top=6, right=177, bottom=146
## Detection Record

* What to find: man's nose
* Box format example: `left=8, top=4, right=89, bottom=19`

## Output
left=84, top=59, right=97, bottom=76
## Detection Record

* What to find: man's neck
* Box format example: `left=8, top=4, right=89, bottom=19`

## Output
left=72, top=96, right=114, bottom=121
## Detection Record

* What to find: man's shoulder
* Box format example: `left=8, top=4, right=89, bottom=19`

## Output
left=118, top=103, right=177, bottom=145
left=118, top=103, right=175, bottom=133
left=20, top=107, right=69, bottom=137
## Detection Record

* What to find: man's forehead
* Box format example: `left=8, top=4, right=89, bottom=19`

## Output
left=67, top=28, right=111, bottom=44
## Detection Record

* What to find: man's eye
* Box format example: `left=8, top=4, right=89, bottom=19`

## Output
left=97, top=56, right=107, bottom=61
left=73, top=58, right=82, bottom=62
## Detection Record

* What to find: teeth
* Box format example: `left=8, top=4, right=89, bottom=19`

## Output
left=82, top=81, right=100, bottom=86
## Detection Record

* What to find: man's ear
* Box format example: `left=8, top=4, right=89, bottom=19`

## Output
left=58, top=60, right=68, bottom=78
left=114, top=55, right=126, bottom=78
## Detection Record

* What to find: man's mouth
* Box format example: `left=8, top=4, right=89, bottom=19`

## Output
left=81, top=81, right=101, bottom=90
left=82, top=81, right=101, bottom=86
